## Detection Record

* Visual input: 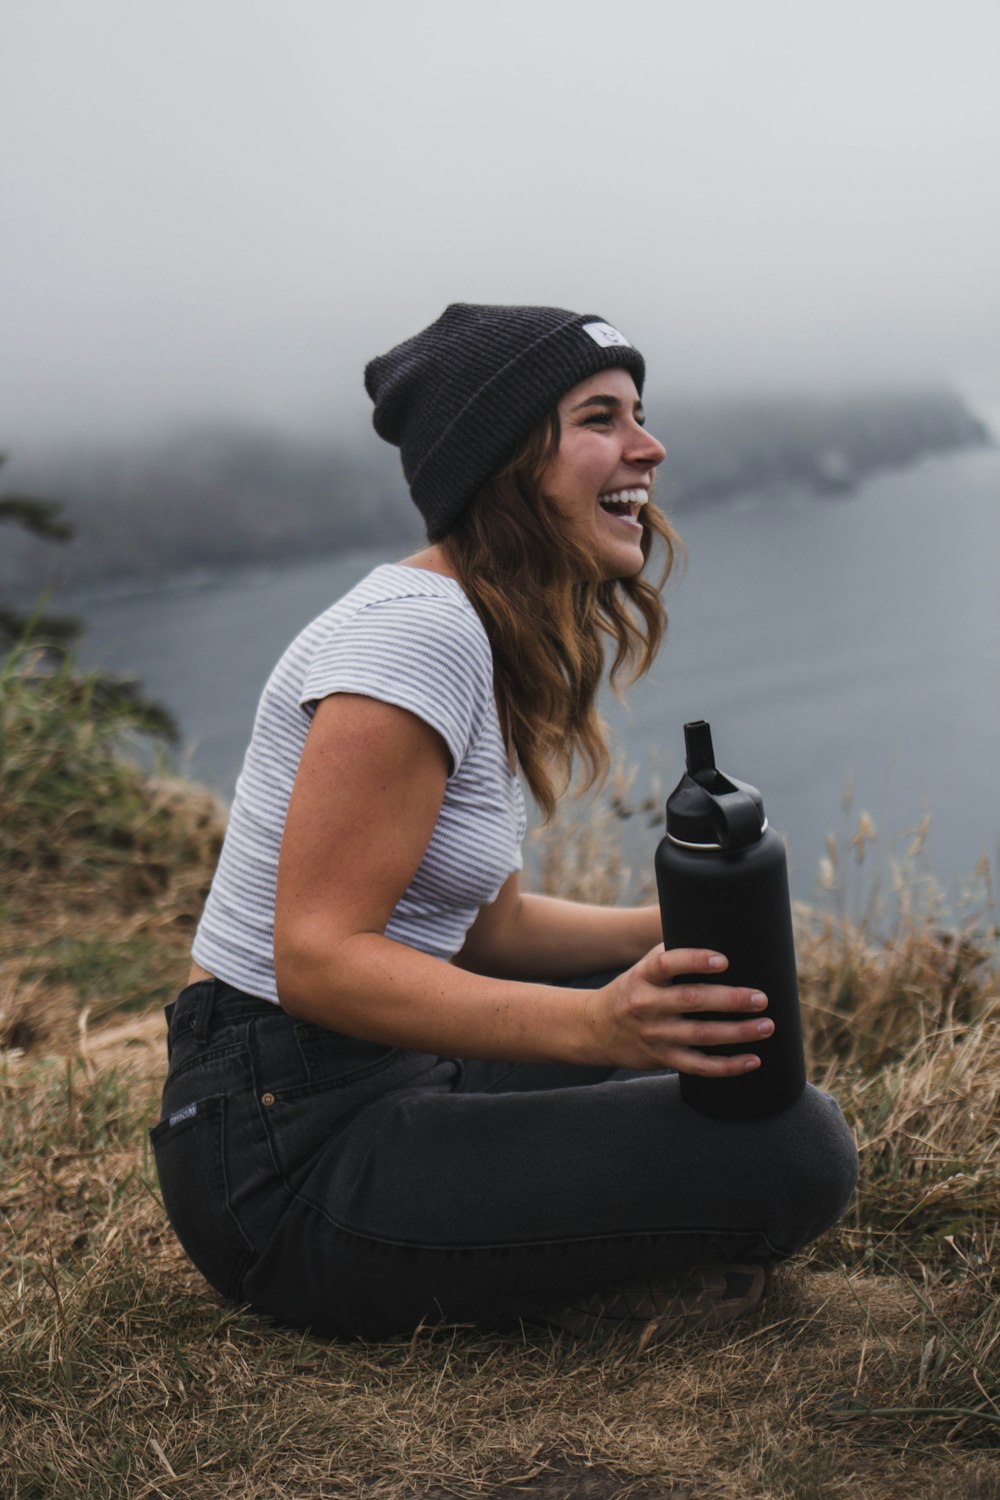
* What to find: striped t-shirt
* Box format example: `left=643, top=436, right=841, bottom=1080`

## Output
left=191, top=564, right=527, bottom=1003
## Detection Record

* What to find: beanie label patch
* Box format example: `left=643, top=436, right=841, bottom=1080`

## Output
left=581, top=321, right=631, bottom=349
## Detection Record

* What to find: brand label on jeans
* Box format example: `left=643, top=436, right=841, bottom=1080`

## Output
left=581, top=321, right=631, bottom=349
left=169, top=1103, right=198, bottom=1127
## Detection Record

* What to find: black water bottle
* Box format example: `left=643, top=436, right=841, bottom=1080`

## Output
left=654, top=720, right=806, bottom=1119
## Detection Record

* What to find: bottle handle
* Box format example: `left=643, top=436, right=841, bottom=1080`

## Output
left=710, top=787, right=766, bottom=849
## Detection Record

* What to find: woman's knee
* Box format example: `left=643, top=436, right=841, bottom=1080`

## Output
left=761, top=1086, right=859, bottom=1254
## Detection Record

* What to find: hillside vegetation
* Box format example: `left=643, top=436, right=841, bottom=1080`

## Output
left=1, top=651, right=997, bottom=1498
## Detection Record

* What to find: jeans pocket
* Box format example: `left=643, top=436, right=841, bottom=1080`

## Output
left=150, top=1093, right=254, bottom=1300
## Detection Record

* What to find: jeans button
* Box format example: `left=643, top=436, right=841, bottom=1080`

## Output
left=261, top=1092, right=276, bottom=1107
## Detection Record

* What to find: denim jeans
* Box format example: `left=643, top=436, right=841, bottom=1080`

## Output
left=151, top=977, right=858, bottom=1339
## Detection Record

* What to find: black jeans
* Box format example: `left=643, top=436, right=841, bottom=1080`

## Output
left=151, top=977, right=858, bottom=1340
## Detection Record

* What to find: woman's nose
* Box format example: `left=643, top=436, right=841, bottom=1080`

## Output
left=628, top=423, right=667, bottom=470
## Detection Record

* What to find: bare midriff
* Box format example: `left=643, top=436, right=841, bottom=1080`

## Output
left=187, top=960, right=216, bottom=985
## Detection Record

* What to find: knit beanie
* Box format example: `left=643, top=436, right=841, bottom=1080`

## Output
left=364, top=303, right=646, bottom=540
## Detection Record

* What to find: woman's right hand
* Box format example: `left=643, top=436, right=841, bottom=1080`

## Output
left=586, top=946, right=772, bottom=1074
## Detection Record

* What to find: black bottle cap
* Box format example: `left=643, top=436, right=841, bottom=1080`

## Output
left=665, top=720, right=766, bottom=849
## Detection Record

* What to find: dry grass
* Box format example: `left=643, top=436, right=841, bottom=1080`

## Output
left=1, top=657, right=998, bottom=1498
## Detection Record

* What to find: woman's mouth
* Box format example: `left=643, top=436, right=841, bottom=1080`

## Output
left=598, top=487, right=647, bottom=525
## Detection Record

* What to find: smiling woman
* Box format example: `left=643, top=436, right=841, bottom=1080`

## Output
left=151, top=302, right=857, bottom=1342
left=545, top=370, right=666, bottom=577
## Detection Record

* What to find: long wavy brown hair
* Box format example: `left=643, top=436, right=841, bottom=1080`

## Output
left=443, top=413, right=682, bottom=820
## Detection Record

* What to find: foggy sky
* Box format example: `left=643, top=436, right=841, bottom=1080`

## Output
left=3, top=0, right=999, bottom=445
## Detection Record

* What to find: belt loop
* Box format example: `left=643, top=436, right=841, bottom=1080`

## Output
left=163, top=1000, right=177, bottom=1061
left=192, top=981, right=216, bottom=1044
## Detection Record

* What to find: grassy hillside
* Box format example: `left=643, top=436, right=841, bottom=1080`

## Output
left=1, top=652, right=997, bottom=1498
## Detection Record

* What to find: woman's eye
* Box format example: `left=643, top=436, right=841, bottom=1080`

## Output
left=583, top=412, right=613, bottom=426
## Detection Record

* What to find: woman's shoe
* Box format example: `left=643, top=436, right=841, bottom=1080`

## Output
left=543, top=1262, right=766, bottom=1344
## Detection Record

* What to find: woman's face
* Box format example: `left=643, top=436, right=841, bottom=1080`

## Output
left=540, top=368, right=667, bottom=579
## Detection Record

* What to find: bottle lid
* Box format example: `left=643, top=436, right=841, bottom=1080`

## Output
left=665, top=720, right=766, bottom=850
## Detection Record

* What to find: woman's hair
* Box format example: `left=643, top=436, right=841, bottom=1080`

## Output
left=442, top=413, right=682, bottom=820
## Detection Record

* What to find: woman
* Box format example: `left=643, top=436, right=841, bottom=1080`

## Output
left=152, top=304, right=857, bottom=1341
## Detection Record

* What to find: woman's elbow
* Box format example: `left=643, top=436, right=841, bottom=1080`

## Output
left=273, top=951, right=315, bottom=1021
left=273, top=927, right=345, bottom=1024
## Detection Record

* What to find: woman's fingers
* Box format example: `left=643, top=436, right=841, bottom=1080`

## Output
left=663, top=1046, right=764, bottom=1077
left=630, top=972, right=770, bottom=1019
left=676, top=1014, right=773, bottom=1046
left=651, top=946, right=729, bottom=979
left=637, top=1012, right=772, bottom=1073
left=637, top=945, right=768, bottom=1015
left=659, top=983, right=768, bottom=1015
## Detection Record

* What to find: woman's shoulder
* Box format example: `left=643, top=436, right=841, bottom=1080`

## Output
left=291, top=564, right=495, bottom=754
left=355, top=562, right=472, bottom=607
left=294, top=564, right=492, bottom=687
left=327, top=563, right=486, bottom=644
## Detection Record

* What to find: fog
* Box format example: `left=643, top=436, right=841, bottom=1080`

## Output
left=3, top=0, right=999, bottom=446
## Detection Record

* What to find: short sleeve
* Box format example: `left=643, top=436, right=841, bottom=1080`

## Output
left=299, top=595, right=494, bottom=774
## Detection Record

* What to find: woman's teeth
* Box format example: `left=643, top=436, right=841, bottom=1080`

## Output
left=598, top=488, right=647, bottom=515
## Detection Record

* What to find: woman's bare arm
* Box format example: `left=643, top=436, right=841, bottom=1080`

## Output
left=274, top=694, right=771, bottom=1073
left=453, top=878, right=661, bottom=980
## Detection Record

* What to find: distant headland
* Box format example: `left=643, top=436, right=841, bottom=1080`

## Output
left=2, top=387, right=991, bottom=602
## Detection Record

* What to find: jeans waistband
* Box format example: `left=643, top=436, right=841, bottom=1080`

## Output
left=167, top=978, right=283, bottom=1043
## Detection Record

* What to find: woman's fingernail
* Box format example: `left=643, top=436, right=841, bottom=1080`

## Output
left=707, top=955, right=726, bottom=969
left=743, top=1056, right=761, bottom=1071
left=755, top=1019, right=774, bottom=1036
left=750, top=992, right=767, bottom=1008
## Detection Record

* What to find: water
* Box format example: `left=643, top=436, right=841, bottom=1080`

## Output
left=72, top=444, right=1000, bottom=911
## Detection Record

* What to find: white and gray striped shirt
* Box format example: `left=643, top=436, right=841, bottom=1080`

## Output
left=192, top=565, right=527, bottom=1003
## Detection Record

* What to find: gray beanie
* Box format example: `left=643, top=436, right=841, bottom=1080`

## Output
left=364, top=303, right=646, bottom=540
